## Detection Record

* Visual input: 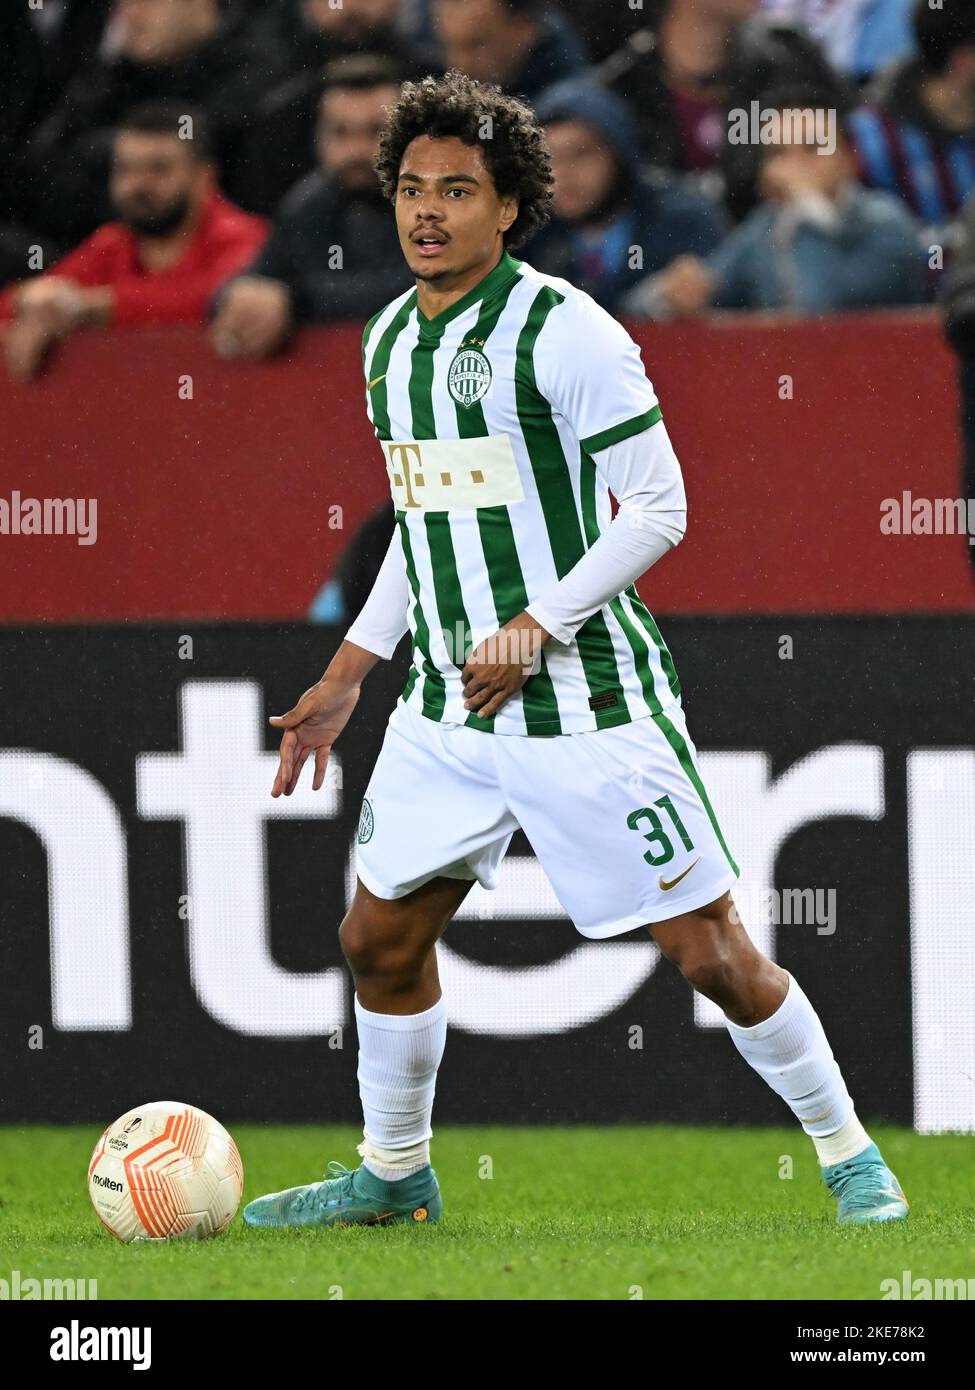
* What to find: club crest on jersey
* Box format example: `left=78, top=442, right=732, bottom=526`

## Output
left=448, top=337, right=492, bottom=407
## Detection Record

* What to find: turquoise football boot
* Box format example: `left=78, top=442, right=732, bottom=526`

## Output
left=822, top=1142, right=909, bottom=1225
left=242, top=1160, right=441, bottom=1229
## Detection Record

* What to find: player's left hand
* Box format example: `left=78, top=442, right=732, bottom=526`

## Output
left=461, top=612, right=550, bottom=719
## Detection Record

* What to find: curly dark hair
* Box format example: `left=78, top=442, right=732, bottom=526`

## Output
left=374, top=69, right=554, bottom=248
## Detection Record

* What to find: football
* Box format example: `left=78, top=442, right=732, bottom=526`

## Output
left=87, top=1102, right=243, bottom=1242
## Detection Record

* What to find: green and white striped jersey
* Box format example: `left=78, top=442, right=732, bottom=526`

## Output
left=361, top=248, right=682, bottom=736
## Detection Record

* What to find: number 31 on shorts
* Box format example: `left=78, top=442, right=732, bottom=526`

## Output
left=627, top=795, right=695, bottom=867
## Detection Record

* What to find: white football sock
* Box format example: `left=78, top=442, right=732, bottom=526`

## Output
left=810, top=1112, right=873, bottom=1167
left=354, top=994, right=446, bottom=1181
left=724, top=971, right=872, bottom=1166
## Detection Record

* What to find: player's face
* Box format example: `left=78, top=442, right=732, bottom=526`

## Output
left=395, top=135, right=518, bottom=285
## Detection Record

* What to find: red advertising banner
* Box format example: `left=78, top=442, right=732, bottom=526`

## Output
left=2, top=311, right=972, bottom=619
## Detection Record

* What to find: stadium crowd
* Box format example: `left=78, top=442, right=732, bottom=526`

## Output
left=2, top=0, right=975, bottom=376
left=4, top=0, right=974, bottom=610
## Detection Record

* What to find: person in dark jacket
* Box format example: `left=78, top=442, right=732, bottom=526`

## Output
left=235, top=0, right=429, bottom=215
left=308, top=504, right=397, bottom=625
left=557, top=0, right=660, bottom=65
left=598, top=0, right=850, bottom=220
left=250, top=0, right=407, bottom=72
left=0, top=0, right=113, bottom=283
left=432, top=0, right=587, bottom=101
left=3, top=104, right=268, bottom=381
left=211, top=55, right=409, bottom=357
left=626, top=82, right=925, bottom=317
left=942, top=190, right=975, bottom=573
left=848, top=1, right=975, bottom=242
left=761, top=0, right=917, bottom=82
left=19, top=0, right=284, bottom=244
left=522, top=78, right=726, bottom=313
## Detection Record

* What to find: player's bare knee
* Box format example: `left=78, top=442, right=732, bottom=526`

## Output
left=683, top=954, right=739, bottom=1004
left=337, top=914, right=424, bottom=984
left=670, top=934, right=740, bottom=1004
left=338, top=913, right=388, bottom=974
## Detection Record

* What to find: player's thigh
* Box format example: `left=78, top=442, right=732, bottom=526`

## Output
left=646, top=889, right=752, bottom=968
left=496, top=703, right=739, bottom=939
left=340, top=872, right=477, bottom=969
left=355, top=701, right=518, bottom=901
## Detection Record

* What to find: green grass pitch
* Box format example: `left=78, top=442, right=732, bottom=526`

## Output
left=1, top=1125, right=972, bottom=1300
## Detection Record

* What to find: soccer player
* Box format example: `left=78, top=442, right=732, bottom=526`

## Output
left=243, top=71, right=908, bottom=1231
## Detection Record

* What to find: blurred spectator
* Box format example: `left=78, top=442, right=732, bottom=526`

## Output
left=3, top=104, right=267, bottom=381
left=761, top=0, right=916, bottom=82
left=0, top=1, right=113, bottom=283
left=942, top=190, right=975, bottom=571
left=253, top=0, right=410, bottom=68
left=0, top=0, right=112, bottom=130
left=237, top=0, right=426, bottom=214
left=848, top=1, right=975, bottom=241
left=309, top=504, right=397, bottom=623
left=212, top=56, right=407, bottom=357
left=522, top=78, right=726, bottom=313
left=412, top=0, right=633, bottom=66
left=433, top=0, right=587, bottom=100
left=19, top=0, right=283, bottom=244
left=599, top=0, right=850, bottom=220
left=943, top=191, right=975, bottom=352
left=625, top=84, right=925, bottom=316
left=557, top=0, right=661, bottom=65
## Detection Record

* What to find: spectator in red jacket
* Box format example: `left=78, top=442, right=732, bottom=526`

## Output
left=3, top=102, right=267, bottom=380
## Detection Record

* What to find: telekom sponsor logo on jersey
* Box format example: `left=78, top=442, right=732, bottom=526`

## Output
left=382, top=436, right=525, bottom=510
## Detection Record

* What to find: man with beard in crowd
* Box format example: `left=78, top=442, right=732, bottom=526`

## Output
left=212, top=55, right=408, bottom=358
left=19, top=0, right=279, bottom=242
left=2, top=102, right=267, bottom=380
left=237, top=0, right=426, bottom=214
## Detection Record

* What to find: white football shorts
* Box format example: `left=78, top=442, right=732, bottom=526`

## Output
left=355, top=698, right=740, bottom=939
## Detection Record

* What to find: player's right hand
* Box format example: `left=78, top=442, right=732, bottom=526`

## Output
left=268, top=679, right=360, bottom=797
